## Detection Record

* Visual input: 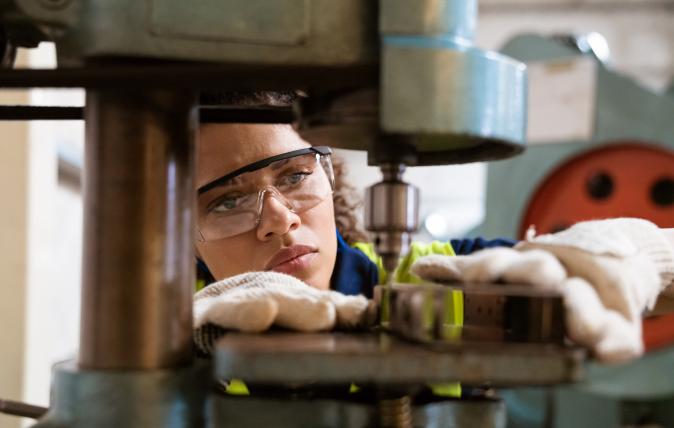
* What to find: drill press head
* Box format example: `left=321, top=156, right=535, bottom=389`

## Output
left=364, top=163, right=419, bottom=279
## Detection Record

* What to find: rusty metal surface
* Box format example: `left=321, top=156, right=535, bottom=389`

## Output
left=214, top=332, right=584, bottom=387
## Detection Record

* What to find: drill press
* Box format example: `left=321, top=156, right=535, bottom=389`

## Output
left=0, top=0, right=528, bottom=427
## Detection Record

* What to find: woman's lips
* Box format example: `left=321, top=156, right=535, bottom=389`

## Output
left=265, top=245, right=318, bottom=274
left=270, top=252, right=317, bottom=275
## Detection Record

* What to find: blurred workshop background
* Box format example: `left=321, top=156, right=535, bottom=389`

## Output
left=2, top=0, right=674, bottom=427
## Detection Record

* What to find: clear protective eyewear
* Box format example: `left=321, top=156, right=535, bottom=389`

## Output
left=196, top=146, right=334, bottom=241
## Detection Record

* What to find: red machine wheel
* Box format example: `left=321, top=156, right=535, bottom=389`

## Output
left=520, top=142, right=674, bottom=237
left=519, top=142, right=674, bottom=352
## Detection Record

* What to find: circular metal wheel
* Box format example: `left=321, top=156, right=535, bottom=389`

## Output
left=519, top=142, right=674, bottom=352
left=519, top=142, right=674, bottom=237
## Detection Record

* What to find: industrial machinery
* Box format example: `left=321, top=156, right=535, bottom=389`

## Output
left=480, top=33, right=674, bottom=240
left=0, top=1, right=615, bottom=427
left=477, top=34, right=674, bottom=428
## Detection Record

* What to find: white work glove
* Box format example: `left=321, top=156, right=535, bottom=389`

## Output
left=412, top=218, right=674, bottom=363
left=193, top=271, right=372, bottom=355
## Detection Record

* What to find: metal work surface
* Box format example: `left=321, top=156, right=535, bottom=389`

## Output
left=214, top=333, right=584, bottom=387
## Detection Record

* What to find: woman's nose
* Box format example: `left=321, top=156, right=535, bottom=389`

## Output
left=256, top=193, right=301, bottom=240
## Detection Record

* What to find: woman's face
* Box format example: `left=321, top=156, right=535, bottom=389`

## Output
left=195, top=123, right=337, bottom=290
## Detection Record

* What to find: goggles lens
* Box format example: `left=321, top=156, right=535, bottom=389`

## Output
left=197, top=149, right=334, bottom=241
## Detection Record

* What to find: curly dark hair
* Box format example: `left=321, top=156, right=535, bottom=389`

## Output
left=330, top=154, right=370, bottom=244
left=200, top=91, right=299, bottom=107
left=199, top=90, right=370, bottom=245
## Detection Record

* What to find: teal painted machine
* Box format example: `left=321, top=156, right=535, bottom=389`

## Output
left=479, top=34, right=674, bottom=239
left=477, top=34, right=674, bottom=428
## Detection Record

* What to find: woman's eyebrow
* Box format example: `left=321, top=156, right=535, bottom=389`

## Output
left=270, top=158, right=291, bottom=171
left=201, top=155, right=300, bottom=195
left=204, top=175, right=244, bottom=192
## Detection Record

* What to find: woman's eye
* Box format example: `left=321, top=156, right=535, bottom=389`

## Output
left=210, top=194, right=243, bottom=213
left=280, top=171, right=311, bottom=187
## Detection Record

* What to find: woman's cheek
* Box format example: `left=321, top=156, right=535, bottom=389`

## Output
left=305, top=202, right=338, bottom=289
left=196, top=235, right=262, bottom=280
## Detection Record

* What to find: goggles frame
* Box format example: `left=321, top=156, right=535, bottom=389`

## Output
left=198, top=146, right=333, bottom=195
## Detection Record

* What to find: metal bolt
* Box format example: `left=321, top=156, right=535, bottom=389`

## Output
left=378, top=395, right=413, bottom=428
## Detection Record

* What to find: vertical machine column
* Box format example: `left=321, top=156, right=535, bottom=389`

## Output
left=79, top=90, right=197, bottom=369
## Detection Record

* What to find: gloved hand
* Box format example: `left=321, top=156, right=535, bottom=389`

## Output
left=193, top=271, right=373, bottom=355
left=412, top=218, right=674, bottom=363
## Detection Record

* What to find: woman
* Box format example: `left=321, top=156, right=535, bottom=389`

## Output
left=193, top=92, right=674, bottom=366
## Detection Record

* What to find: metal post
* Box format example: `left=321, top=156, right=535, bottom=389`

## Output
left=79, top=90, right=197, bottom=369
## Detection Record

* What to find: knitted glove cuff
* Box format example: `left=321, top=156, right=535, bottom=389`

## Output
left=521, top=218, right=674, bottom=291
left=193, top=323, right=227, bottom=357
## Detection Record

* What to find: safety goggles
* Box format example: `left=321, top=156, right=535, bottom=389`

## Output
left=196, top=146, right=334, bottom=241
